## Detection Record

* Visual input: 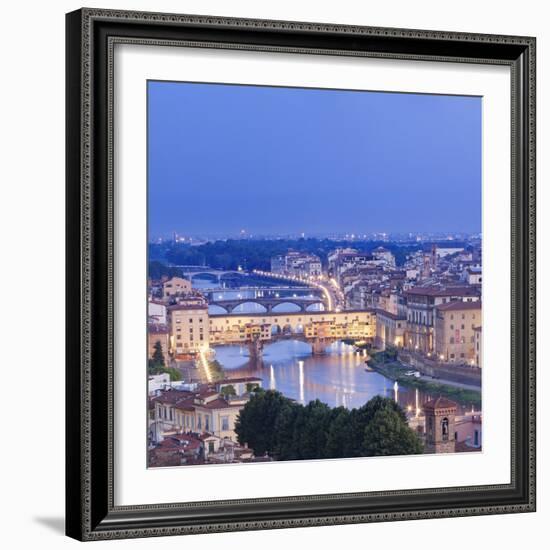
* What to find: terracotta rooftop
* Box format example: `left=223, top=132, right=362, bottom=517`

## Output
left=436, top=300, right=482, bottom=312
left=423, top=397, right=458, bottom=411
left=217, top=377, right=263, bottom=385
left=152, top=389, right=195, bottom=405
left=168, top=303, right=208, bottom=311
left=405, top=286, right=480, bottom=297
left=374, top=309, right=407, bottom=321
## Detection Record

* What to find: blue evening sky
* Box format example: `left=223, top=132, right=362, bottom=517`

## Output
left=148, top=81, right=481, bottom=238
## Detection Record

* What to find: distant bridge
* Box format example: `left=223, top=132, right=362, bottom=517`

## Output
left=208, top=296, right=326, bottom=313
left=203, top=286, right=320, bottom=296
left=170, top=266, right=247, bottom=283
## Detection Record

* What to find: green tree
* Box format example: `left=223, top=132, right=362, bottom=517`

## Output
left=345, top=397, right=408, bottom=456
left=361, top=395, right=407, bottom=424
left=163, top=366, right=182, bottom=382
left=325, top=407, right=354, bottom=458
left=234, top=390, right=292, bottom=456
left=151, top=340, right=165, bottom=367
left=272, top=402, right=302, bottom=460
left=298, top=400, right=332, bottom=459
left=148, top=340, right=166, bottom=375
left=220, top=384, right=237, bottom=398
left=363, top=408, right=423, bottom=456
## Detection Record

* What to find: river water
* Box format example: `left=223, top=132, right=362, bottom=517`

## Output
left=193, top=277, right=476, bottom=413
left=213, top=341, right=473, bottom=414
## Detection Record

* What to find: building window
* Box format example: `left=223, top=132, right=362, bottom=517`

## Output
left=450, top=337, right=455, bottom=344
left=441, top=417, right=449, bottom=441
left=221, top=416, right=229, bottom=431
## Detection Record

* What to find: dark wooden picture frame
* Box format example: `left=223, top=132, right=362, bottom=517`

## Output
left=66, top=8, right=536, bottom=541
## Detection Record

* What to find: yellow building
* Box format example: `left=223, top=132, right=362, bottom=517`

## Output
left=404, top=286, right=480, bottom=353
left=174, top=392, right=244, bottom=440
left=474, top=326, right=482, bottom=368
left=374, top=309, right=406, bottom=349
left=168, top=304, right=209, bottom=355
left=434, top=301, right=482, bottom=364
left=208, top=310, right=376, bottom=344
left=163, top=276, right=192, bottom=299
left=152, top=382, right=262, bottom=443
left=209, top=321, right=272, bottom=345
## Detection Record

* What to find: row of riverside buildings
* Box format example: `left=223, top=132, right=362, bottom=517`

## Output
left=148, top=245, right=482, bottom=367
left=147, top=241, right=482, bottom=466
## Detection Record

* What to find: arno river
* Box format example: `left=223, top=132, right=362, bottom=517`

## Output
left=194, top=278, right=475, bottom=414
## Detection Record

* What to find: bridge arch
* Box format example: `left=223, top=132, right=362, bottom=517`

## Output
left=230, top=301, right=269, bottom=314
left=208, top=304, right=229, bottom=314
left=270, top=301, right=303, bottom=313
left=282, top=323, right=293, bottom=334
left=188, top=272, right=221, bottom=283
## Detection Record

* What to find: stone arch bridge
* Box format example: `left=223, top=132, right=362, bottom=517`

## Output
left=208, top=296, right=326, bottom=313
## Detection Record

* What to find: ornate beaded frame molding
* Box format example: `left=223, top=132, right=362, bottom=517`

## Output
left=66, top=7, right=536, bottom=541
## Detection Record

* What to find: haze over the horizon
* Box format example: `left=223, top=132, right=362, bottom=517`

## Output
left=148, top=81, right=481, bottom=238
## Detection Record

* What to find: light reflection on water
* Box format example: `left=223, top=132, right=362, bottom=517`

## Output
left=213, top=340, right=473, bottom=413
left=194, top=279, right=476, bottom=413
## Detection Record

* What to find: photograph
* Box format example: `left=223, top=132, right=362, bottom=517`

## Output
left=146, top=80, right=483, bottom=467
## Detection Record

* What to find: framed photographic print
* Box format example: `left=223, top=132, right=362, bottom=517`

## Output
left=66, top=8, right=536, bottom=541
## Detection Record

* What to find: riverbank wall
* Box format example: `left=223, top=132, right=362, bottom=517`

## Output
left=367, top=350, right=481, bottom=407
left=398, top=350, right=481, bottom=387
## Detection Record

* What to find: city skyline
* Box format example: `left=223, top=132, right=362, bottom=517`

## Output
left=151, top=230, right=481, bottom=242
left=148, top=81, right=482, bottom=238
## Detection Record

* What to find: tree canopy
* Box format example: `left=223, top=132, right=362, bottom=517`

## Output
left=148, top=341, right=182, bottom=381
left=363, top=408, right=424, bottom=456
left=235, top=390, right=423, bottom=460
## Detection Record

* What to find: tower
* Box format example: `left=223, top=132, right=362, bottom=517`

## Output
left=431, top=244, right=438, bottom=269
left=422, top=254, right=431, bottom=279
left=423, top=397, right=457, bottom=453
